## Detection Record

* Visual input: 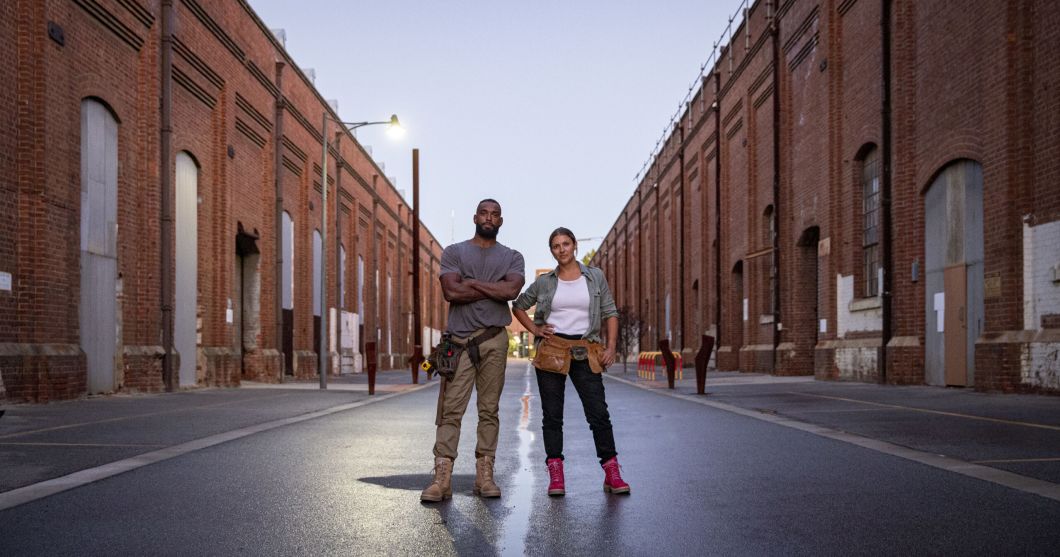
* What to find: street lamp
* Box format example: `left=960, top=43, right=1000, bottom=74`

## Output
left=410, top=148, right=423, bottom=381
left=319, top=112, right=403, bottom=390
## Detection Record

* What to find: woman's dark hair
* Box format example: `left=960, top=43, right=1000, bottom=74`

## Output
left=548, top=227, right=577, bottom=249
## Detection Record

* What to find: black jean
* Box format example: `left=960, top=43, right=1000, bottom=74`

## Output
left=535, top=340, right=617, bottom=464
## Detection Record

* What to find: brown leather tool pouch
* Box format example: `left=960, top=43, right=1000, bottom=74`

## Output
left=532, top=337, right=572, bottom=374
left=587, top=343, right=605, bottom=374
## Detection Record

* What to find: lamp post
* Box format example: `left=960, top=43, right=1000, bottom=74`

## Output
left=319, top=112, right=403, bottom=389
left=410, top=149, right=424, bottom=381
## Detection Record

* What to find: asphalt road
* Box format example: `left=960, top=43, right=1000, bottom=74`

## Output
left=1, top=363, right=1058, bottom=556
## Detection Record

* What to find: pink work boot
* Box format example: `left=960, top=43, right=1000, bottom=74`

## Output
left=546, top=458, right=566, bottom=496
left=601, top=456, right=630, bottom=494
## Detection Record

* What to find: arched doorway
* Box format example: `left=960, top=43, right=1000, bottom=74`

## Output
left=281, top=211, right=294, bottom=375
left=794, top=226, right=821, bottom=373
left=175, top=152, right=198, bottom=387
left=80, top=99, right=119, bottom=394
left=313, top=229, right=322, bottom=371
left=924, top=160, right=984, bottom=386
left=726, top=260, right=744, bottom=371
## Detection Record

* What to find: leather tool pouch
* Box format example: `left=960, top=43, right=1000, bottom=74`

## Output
left=532, top=337, right=572, bottom=375
left=587, top=343, right=605, bottom=374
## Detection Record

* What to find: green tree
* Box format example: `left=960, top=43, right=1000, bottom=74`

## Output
left=581, top=248, right=597, bottom=266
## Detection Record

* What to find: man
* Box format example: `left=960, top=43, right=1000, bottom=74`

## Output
left=421, top=199, right=525, bottom=502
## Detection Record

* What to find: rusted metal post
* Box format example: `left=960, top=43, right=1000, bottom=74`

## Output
left=659, top=338, right=676, bottom=390
left=695, top=334, right=715, bottom=395
left=365, top=341, right=377, bottom=395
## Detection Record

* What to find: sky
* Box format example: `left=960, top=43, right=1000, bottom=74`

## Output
left=247, top=0, right=742, bottom=274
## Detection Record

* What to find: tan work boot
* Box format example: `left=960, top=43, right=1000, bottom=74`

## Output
left=420, top=457, right=453, bottom=502
left=473, top=455, right=502, bottom=498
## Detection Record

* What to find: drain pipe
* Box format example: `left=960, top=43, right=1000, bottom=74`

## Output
left=631, top=186, right=640, bottom=347
left=879, top=0, right=894, bottom=384
left=273, top=61, right=285, bottom=382
left=160, top=0, right=175, bottom=391
left=770, top=1, right=783, bottom=372
left=713, top=69, right=723, bottom=354
left=678, top=120, right=686, bottom=350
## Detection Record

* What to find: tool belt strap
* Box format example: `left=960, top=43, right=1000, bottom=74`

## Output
left=452, top=326, right=505, bottom=369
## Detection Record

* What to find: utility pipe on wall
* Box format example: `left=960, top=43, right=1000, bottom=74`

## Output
left=273, top=61, right=285, bottom=381
left=770, top=1, right=783, bottom=371
left=879, top=0, right=894, bottom=384
left=160, top=0, right=175, bottom=391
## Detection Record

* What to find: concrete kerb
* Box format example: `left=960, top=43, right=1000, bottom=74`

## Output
left=604, top=373, right=1060, bottom=504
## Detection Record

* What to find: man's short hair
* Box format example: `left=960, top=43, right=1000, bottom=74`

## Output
left=478, top=198, right=501, bottom=211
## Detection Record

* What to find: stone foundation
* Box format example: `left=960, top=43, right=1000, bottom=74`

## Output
left=293, top=350, right=318, bottom=380
left=0, top=343, right=85, bottom=402
left=202, top=347, right=241, bottom=387
left=122, top=345, right=165, bottom=393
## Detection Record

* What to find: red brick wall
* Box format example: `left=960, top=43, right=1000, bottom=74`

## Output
left=594, top=0, right=1060, bottom=393
left=2, top=0, right=446, bottom=402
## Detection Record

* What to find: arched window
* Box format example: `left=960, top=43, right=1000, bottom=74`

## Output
left=281, top=212, right=294, bottom=310
left=357, top=255, right=365, bottom=318
left=312, top=230, right=322, bottom=317
left=339, top=244, right=347, bottom=310
left=764, top=205, right=776, bottom=314
left=861, top=147, right=881, bottom=297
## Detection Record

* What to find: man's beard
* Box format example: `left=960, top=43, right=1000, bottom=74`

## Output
left=476, top=223, right=500, bottom=240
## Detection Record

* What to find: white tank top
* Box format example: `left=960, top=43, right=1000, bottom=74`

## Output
left=549, top=275, right=590, bottom=335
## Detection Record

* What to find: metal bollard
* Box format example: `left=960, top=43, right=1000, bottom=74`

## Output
left=695, top=335, right=715, bottom=395
left=365, top=341, right=377, bottom=395
left=409, top=344, right=423, bottom=385
left=658, top=339, right=677, bottom=389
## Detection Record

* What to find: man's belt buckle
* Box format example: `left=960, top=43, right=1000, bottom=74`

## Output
left=570, top=346, right=589, bottom=361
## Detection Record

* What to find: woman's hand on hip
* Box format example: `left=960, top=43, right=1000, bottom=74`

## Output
left=602, top=347, right=616, bottom=367
left=535, top=324, right=556, bottom=340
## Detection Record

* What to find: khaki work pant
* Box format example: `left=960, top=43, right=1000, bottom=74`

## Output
left=433, top=329, right=510, bottom=461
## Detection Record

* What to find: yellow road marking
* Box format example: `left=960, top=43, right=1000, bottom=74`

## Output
left=0, top=393, right=296, bottom=440
left=788, top=392, right=1060, bottom=432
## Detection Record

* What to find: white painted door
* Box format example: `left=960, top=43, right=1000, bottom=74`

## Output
left=80, top=100, right=119, bottom=394
left=175, top=152, right=198, bottom=387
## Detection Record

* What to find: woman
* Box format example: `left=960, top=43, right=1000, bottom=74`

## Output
left=512, top=227, right=630, bottom=496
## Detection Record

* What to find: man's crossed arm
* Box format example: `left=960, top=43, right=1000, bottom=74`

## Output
left=440, top=273, right=525, bottom=304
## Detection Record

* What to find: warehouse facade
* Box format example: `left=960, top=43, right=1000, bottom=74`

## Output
left=1, top=0, right=447, bottom=401
left=593, top=0, right=1059, bottom=393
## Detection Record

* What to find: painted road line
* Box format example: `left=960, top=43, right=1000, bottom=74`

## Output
left=788, top=392, right=1060, bottom=432
left=972, top=457, right=1060, bottom=464
left=0, top=382, right=434, bottom=512
left=0, top=392, right=297, bottom=440
left=0, top=442, right=168, bottom=448
left=606, top=374, right=1060, bottom=504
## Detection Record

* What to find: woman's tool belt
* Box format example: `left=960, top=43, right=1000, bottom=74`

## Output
left=533, top=336, right=605, bottom=374
left=427, top=327, right=506, bottom=380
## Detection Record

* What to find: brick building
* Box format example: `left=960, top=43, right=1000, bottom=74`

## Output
left=593, top=0, right=1060, bottom=393
left=1, top=0, right=448, bottom=402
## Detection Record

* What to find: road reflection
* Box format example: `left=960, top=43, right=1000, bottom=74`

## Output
left=500, top=363, right=536, bottom=556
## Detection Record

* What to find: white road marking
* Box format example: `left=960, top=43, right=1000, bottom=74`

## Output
left=0, top=383, right=434, bottom=512
left=605, top=374, right=1060, bottom=503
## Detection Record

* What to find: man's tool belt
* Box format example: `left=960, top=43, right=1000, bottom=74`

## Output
left=533, top=336, right=605, bottom=375
left=426, top=327, right=506, bottom=381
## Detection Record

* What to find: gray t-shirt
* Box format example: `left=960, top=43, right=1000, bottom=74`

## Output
left=440, top=240, right=525, bottom=337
